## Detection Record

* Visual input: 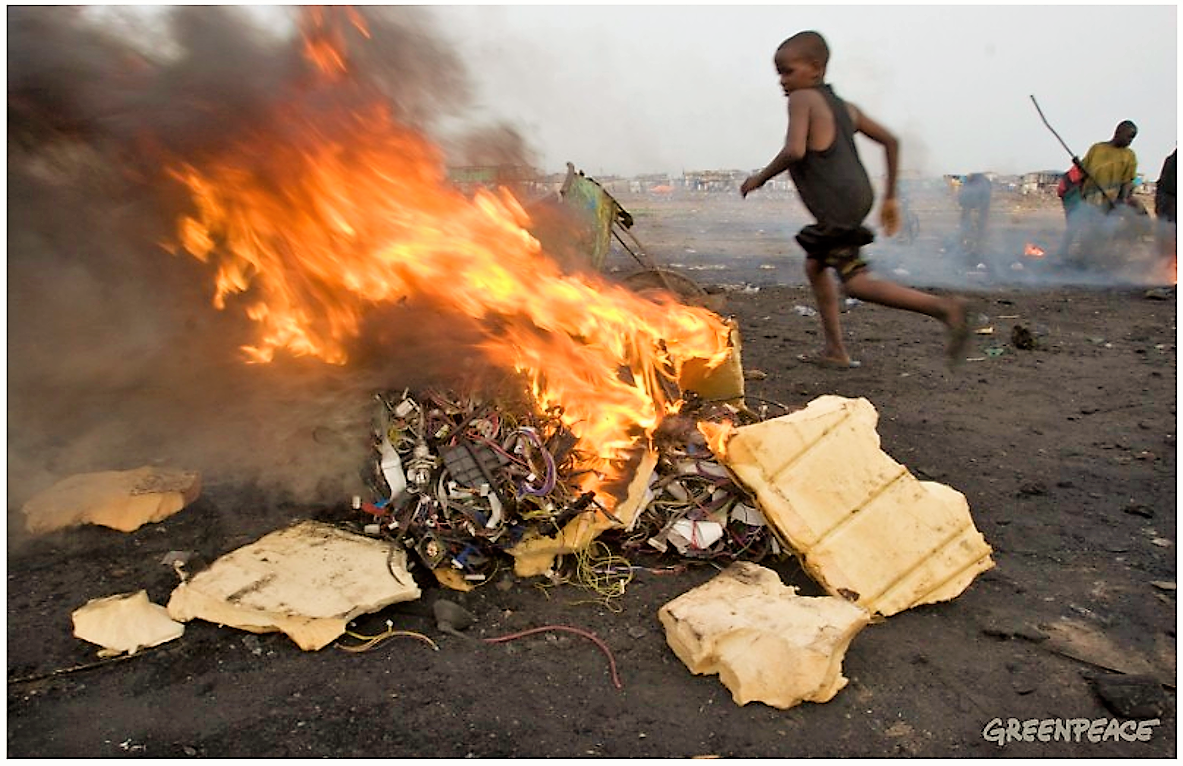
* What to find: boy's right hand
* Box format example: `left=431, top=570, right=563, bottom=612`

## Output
left=880, top=198, right=900, bottom=236
left=740, top=175, right=763, bottom=198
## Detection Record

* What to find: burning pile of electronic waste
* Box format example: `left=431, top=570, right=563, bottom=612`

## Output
left=351, top=388, right=784, bottom=587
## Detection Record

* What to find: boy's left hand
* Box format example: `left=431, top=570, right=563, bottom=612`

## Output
left=740, top=175, right=762, bottom=198
left=880, top=198, right=900, bottom=236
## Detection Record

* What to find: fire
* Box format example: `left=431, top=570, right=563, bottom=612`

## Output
left=698, top=420, right=736, bottom=460
left=1023, top=243, right=1046, bottom=258
left=166, top=8, right=732, bottom=503
left=299, top=6, right=369, bottom=78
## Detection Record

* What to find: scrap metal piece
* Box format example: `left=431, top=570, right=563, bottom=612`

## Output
left=441, top=441, right=505, bottom=493
left=557, top=163, right=625, bottom=271
left=702, top=395, right=994, bottom=617
left=405, top=441, right=438, bottom=492
left=659, top=562, right=870, bottom=709
left=415, top=533, right=448, bottom=569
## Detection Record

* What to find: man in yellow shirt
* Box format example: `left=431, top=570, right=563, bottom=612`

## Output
left=1079, top=120, right=1138, bottom=209
left=1057, top=120, right=1141, bottom=263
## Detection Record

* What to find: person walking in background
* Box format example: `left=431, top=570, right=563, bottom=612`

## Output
left=740, top=30, right=968, bottom=369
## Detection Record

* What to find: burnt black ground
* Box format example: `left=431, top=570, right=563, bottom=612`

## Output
left=6, top=192, right=1177, bottom=758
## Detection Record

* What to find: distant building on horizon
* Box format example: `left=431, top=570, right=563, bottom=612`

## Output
left=683, top=169, right=746, bottom=192
left=1020, top=170, right=1063, bottom=195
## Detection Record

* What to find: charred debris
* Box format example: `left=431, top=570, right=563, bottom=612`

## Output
left=345, top=386, right=784, bottom=590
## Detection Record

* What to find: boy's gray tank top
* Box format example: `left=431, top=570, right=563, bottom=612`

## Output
left=787, top=84, right=874, bottom=228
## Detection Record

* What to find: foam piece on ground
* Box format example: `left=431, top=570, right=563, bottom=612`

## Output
left=22, top=466, right=201, bottom=534
left=702, top=395, right=994, bottom=617
left=167, top=521, right=420, bottom=650
left=72, top=590, right=185, bottom=656
left=659, top=562, right=870, bottom=709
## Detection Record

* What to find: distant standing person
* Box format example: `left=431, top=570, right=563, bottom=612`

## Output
left=1155, top=148, right=1176, bottom=266
left=740, top=30, right=968, bottom=369
left=896, top=186, right=920, bottom=243
left=957, top=173, right=992, bottom=254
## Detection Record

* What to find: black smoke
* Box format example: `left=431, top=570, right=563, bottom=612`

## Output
left=7, top=6, right=527, bottom=521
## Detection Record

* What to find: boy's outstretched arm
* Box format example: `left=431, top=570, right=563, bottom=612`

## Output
left=850, top=104, right=901, bottom=234
left=741, top=92, right=815, bottom=197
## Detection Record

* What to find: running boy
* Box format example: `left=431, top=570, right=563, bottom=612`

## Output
left=741, top=31, right=968, bottom=368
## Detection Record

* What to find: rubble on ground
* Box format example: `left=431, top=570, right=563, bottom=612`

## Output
left=349, top=379, right=777, bottom=589
left=342, top=387, right=995, bottom=614
left=48, top=370, right=995, bottom=713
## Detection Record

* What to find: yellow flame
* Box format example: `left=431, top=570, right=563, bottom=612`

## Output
left=698, top=421, right=736, bottom=460
left=167, top=6, right=732, bottom=501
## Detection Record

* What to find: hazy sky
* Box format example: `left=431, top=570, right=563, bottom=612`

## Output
left=427, top=4, right=1178, bottom=180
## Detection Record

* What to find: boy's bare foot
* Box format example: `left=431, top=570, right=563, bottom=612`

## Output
left=944, top=298, right=970, bottom=367
left=797, top=352, right=862, bottom=369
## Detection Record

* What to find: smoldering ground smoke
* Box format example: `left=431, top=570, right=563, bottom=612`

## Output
left=7, top=6, right=540, bottom=514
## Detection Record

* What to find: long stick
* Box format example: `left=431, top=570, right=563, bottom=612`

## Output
left=1029, top=95, right=1117, bottom=210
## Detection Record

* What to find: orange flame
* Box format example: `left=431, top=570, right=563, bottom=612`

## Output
left=698, top=420, right=736, bottom=460
left=167, top=7, right=732, bottom=502
left=300, top=5, right=370, bottom=79
left=1023, top=243, right=1046, bottom=258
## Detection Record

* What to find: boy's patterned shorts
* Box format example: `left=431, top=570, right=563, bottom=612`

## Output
left=807, top=246, right=869, bottom=282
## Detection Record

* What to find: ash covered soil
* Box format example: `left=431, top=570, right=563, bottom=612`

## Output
left=7, top=191, right=1177, bottom=758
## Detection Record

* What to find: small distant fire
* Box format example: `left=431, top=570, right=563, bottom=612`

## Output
left=1023, top=243, right=1046, bottom=259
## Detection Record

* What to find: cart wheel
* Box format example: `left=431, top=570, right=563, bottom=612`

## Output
left=620, top=269, right=725, bottom=312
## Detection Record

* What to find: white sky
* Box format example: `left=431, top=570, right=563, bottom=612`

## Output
left=427, top=4, right=1178, bottom=180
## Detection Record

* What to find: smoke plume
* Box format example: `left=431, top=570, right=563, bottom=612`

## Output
left=7, top=6, right=525, bottom=517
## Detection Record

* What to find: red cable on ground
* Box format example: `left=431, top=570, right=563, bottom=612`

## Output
left=481, top=625, right=623, bottom=690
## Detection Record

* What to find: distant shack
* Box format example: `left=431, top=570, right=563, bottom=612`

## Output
left=1021, top=170, right=1063, bottom=196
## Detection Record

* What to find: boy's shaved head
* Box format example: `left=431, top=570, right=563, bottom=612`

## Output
left=779, top=31, right=829, bottom=65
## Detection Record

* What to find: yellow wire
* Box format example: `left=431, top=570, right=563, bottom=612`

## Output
left=466, top=560, right=501, bottom=588
left=569, top=540, right=634, bottom=613
left=337, top=628, right=439, bottom=653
